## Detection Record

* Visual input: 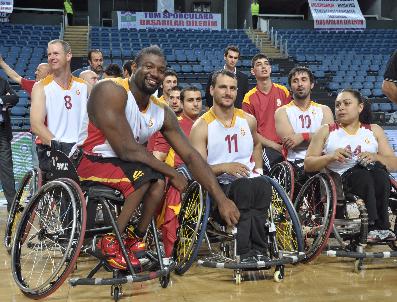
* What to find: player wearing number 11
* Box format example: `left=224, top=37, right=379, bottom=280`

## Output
left=31, top=39, right=90, bottom=170
left=274, top=66, right=333, bottom=162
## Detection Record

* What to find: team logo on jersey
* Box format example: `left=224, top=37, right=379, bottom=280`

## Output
left=364, top=137, right=370, bottom=144
left=311, top=110, right=316, bottom=115
left=276, top=99, right=282, bottom=107
left=133, top=170, right=144, bottom=181
left=76, top=89, right=81, bottom=96
left=240, top=128, right=246, bottom=136
left=148, top=118, right=154, bottom=128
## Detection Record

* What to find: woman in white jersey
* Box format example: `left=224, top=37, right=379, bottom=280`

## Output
left=305, top=89, right=397, bottom=241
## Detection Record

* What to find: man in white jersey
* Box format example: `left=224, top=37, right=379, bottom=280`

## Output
left=275, top=66, right=334, bottom=164
left=190, top=69, right=272, bottom=262
left=30, top=39, right=89, bottom=171
left=75, top=46, right=239, bottom=270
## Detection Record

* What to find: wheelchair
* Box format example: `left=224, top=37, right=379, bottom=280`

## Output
left=294, top=170, right=397, bottom=271
left=4, top=167, right=43, bottom=253
left=10, top=150, right=179, bottom=301
left=172, top=175, right=305, bottom=284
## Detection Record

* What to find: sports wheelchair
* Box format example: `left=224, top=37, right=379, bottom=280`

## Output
left=293, top=170, right=397, bottom=271
left=172, top=175, right=305, bottom=284
left=10, top=150, right=180, bottom=301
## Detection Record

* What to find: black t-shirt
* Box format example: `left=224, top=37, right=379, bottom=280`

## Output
left=384, top=50, right=397, bottom=83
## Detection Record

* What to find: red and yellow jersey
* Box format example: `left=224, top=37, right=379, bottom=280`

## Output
left=242, top=83, right=290, bottom=143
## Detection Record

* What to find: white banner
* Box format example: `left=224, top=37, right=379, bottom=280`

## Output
left=117, top=11, right=137, bottom=30
left=136, top=12, right=221, bottom=30
left=0, top=0, right=13, bottom=13
left=157, top=0, right=174, bottom=13
left=309, top=0, right=366, bottom=30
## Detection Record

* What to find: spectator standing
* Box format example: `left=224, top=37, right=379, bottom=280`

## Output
left=205, top=46, right=249, bottom=109
left=0, top=76, right=18, bottom=211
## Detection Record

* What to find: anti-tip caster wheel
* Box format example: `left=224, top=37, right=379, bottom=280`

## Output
left=160, top=273, right=170, bottom=288
left=354, top=259, right=363, bottom=273
left=111, top=285, right=122, bottom=302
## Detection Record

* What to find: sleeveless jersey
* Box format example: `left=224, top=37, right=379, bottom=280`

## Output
left=79, top=79, right=166, bottom=157
left=201, top=108, right=255, bottom=174
left=284, top=101, right=324, bottom=161
left=324, top=123, right=378, bottom=175
left=42, top=74, right=88, bottom=143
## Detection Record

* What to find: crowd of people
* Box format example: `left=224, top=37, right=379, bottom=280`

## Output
left=1, top=36, right=397, bottom=268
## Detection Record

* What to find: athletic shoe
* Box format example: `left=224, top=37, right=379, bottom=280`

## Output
left=97, top=234, right=141, bottom=270
left=125, top=226, right=146, bottom=257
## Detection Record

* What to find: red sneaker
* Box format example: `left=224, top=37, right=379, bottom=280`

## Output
left=98, top=234, right=141, bottom=271
left=125, top=226, right=146, bottom=257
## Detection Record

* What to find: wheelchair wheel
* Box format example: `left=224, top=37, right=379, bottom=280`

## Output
left=11, top=178, right=86, bottom=299
left=294, top=173, right=336, bottom=262
left=173, top=181, right=210, bottom=275
left=4, top=168, right=42, bottom=253
left=389, top=178, right=397, bottom=251
left=270, top=161, right=295, bottom=201
left=266, top=176, right=304, bottom=253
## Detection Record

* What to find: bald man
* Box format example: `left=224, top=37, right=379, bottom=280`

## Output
left=79, top=70, right=99, bottom=86
left=0, top=55, right=50, bottom=95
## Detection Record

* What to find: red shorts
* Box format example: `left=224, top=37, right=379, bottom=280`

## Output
left=77, top=154, right=164, bottom=198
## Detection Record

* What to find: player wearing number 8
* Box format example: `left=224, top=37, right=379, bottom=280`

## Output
left=30, top=39, right=90, bottom=171
left=275, top=66, right=333, bottom=162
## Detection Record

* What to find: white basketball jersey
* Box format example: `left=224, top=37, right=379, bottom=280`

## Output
left=202, top=108, right=255, bottom=174
left=78, top=84, right=165, bottom=158
left=284, top=101, right=324, bottom=161
left=324, top=123, right=378, bottom=175
left=43, top=75, right=88, bottom=143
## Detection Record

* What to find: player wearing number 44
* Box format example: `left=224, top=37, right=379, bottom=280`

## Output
left=274, top=66, right=334, bottom=162
left=30, top=39, right=91, bottom=171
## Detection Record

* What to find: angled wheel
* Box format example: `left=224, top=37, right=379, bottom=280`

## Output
left=4, top=168, right=42, bottom=253
left=11, top=178, right=86, bottom=299
left=294, top=173, right=336, bottom=262
left=270, top=161, right=295, bottom=201
left=388, top=178, right=397, bottom=251
left=173, top=181, right=210, bottom=275
left=265, top=176, right=304, bottom=254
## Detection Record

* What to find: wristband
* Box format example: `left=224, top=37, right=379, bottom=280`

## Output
left=301, top=132, right=310, bottom=141
left=254, top=168, right=264, bottom=175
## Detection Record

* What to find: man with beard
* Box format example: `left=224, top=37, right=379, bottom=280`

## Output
left=242, top=53, right=291, bottom=173
left=75, top=46, right=239, bottom=270
left=73, top=49, right=104, bottom=78
left=159, top=69, right=178, bottom=105
left=190, top=69, right=271, bottom=262
left=274, top=66, right=333, bottom=163
left=31, top=39, right=89, bottom=171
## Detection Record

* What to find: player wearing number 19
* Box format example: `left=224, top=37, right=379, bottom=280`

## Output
left=274, top=66, right=333, bottom=163
left=31, top=39, right=90, bottom=170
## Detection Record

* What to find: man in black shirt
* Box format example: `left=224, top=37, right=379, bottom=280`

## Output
left=383, top=50, right=397, bottom=104
left=0, top=76, right=18, bottom=211
left=205, top=45, right=249, bottom=109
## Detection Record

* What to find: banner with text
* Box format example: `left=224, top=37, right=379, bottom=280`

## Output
left=117, top=11, right=137, bottom=29
left=0, top=0, right=13, bottom=22
left=135, top=12, right=221, bottom=30
left=309, top=0, right=366, bottom=30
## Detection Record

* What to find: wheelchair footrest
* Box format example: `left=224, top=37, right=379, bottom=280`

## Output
left=69, top=262, right=175, bottom=286
left=324, top=249, right=397, bottom=259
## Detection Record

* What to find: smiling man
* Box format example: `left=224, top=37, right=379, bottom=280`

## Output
left=242, top=53, right=291, bottom=172
left=30, top=39, right=89, bottom=171
left=75, top=46, right=239, bottom=269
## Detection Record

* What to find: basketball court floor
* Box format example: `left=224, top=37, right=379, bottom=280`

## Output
left=1, top=207, right=397, bottom=302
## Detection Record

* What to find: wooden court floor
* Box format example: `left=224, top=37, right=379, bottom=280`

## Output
left=1, top=208, right=397, bottom=302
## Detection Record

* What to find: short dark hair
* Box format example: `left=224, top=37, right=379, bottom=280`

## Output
left=180, top=85, right=201, bottom=103
left=164, top=68, right=178, bottom=80
left=170, top=85, right=182, bottom=93
left=224, top=45, right=240, bottom=58
left=123, top=60, right=134, bottom=76
left=288, top=66, right=315, bottom=86
left=88, top=49, right=103, bottom=61
left=135, top=45, right=166, bottom=67
left=104, top=63, right=123, bottom=78
left=211, top=69, right=237, bottom=87
left=251, top=53, right=269, bottom=68
left=338, top=88, right=372, bottom=124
